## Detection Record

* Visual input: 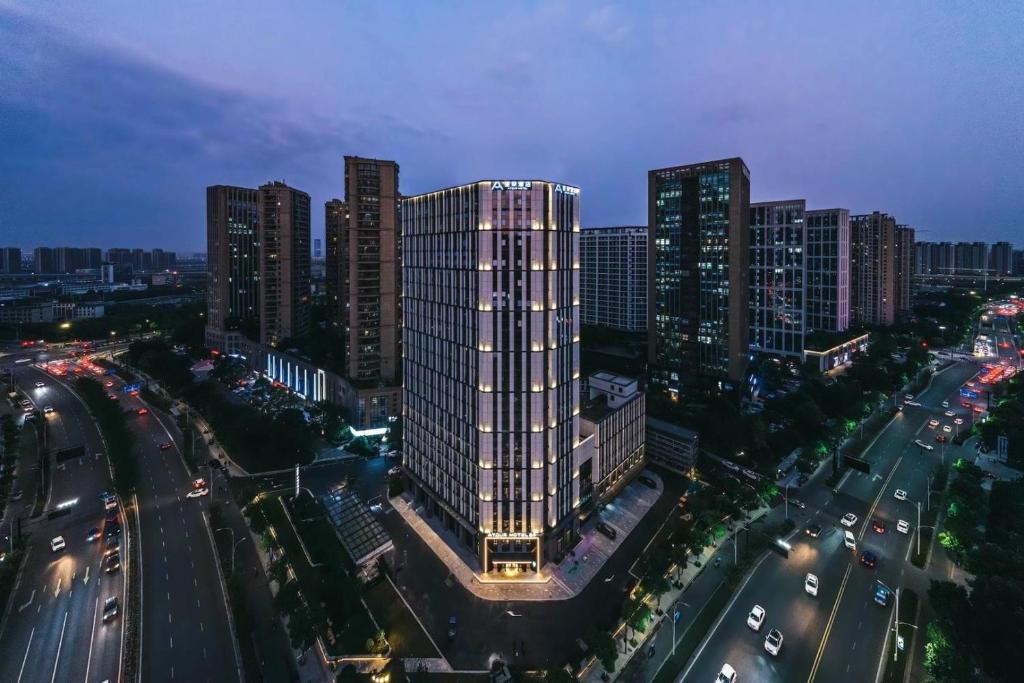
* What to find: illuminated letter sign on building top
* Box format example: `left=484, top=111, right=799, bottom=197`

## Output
left=554, top=183, right=580, bottom=196
left=491, top=181, right=532, bottom=191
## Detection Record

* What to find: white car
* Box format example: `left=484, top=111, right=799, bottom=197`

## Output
left=746, top=604, right=765, bottom=631
left=716, top=664, right=737, bottom=683
left=844, top=530, right=857, bottom=550
left=34, top=381, right=45, bottom=388
left=914, top=440, right=935, bottom=451
left=928, top=419, right=939, bottom=428
left=894, top=489, right=908, bottom=501
left=942, top=424, right=952, bottom=433
left=369, top=502, right=384, bottom=512
left=42, top=405, right=54, bottom=414
left=51, top=536, right=66, bottom=552
left=897, top=519, right=910, bottom=534
left=186, top=488, right=209, bottom=498
left=805, top=573, right=819, bottom=596
left=906, top=401, right=922, bottom=407
left=841, top=513, right=858, bottom=527
left=944, top=410, right=955, bottom=417
left=764, top=628, right=784, bottom=656
left=942, top=400, right=949, bottom=408
left=387, top=466, right=402, bottom=477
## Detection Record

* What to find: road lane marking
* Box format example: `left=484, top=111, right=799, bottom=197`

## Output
left=858, top=456, right=903, bottom=542
left=19, top=589, right=35, bottom=612
left=54, top=577, right=61, bottom=598
left=807, top=564, right=853, bottom=683
left=50, top=610, right=69, bottom=683
left=83, top=566, right=90, bottom=585
left=85, top=596, right=100, bottom=683
left=16, top=627, right=35, bottom=683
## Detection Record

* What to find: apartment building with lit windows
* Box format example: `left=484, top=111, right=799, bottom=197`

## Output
left=749, top=200, right=806, bottom=358
left=850, top=211, right=897, bottom=326
left=259, top=181, right=311, bottom=346
left=401, top=179, right=588, bottom=573
left=205, top=185, right=260, bottom=353
left=580, top=226, right=647, bottom=331
left=805, top=208, right=850, bottom=333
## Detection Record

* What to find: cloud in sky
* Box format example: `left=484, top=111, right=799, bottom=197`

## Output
left=1, top=1, right=1022, bottom=250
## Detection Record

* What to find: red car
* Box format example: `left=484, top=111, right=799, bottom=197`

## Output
left=872, top=520, right=886, bottom=534
left=158, top=442, right=172, bottom=451
left=104, top=381, right=114, bottom=388
left=935, top=434, right=947, bottom=443
left=108, top=393, right=118, bottom=401
left=137, top=408, right=149, bottom=416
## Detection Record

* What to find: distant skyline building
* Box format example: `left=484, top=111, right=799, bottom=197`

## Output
left=749, top=199, right=806, bottom=358
left=259, top=181, right=311, bottom=346
left=805, top=208, right=850, bottom=333
left=324, top=198, right=348, bottom=326
left=401, top=178, right=585, bottom=572
left=894, top=225, right=915, bottom=319
left=989, top=241, right=1013, bottom=276
left=649, top=157, right=751, bottom=388
left=205, top=184, right=261, bottom=352
left=0, top=247, right=22, bottom=274
left=914, top=241, right=954, bottom=275
left=850, top=211, right=897, bottom=326
left=313, top=238, right=322, bottom=260
left=954, top=241, right=987, bottom=274
left=580, top=226, right=647, bottom=331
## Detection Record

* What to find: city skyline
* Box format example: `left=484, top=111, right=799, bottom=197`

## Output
left=2, top=2, right=1023, bottom=250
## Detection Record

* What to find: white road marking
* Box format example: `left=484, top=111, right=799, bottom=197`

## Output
left=84, top=596, right=100, bottom=683
left=50, top=610, right=69, bottom=683
left=16, top=627, right=34, bottom=683
left=18, top=589, right=35, bottom=612
left=53, top=577, right=61, bottom=598
left=83, top=566, right=90, bottom=585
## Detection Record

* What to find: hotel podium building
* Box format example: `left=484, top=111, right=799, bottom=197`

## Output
left=401, top=179, right=587, bottom=573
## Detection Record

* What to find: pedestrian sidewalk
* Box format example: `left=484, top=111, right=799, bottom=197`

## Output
left=579, top=504, right=771, bottom=683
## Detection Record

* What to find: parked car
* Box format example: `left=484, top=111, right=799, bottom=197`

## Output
left=596, top=521, right=617, bottom=541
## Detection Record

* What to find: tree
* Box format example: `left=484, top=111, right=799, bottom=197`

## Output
left=544, top=668, right=574, bottom=683
left=286, top=602, right=320, bottom=652
left=582, top=626, right=617, bottom=673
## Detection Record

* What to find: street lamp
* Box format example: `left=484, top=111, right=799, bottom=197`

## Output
left=877, top=581, right=918, bottom=662
left=670, top=600, right=690, bottom=657
left=214, top=527, right=244, bottom=573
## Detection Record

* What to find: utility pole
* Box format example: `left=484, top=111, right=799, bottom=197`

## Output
left=916, top=501, right=922, bottom=556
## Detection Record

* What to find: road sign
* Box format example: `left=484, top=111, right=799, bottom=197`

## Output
left=843, top=454, right=872, bottom=474
left=673, top=610, right=681, bottom=623
left=897, top=635, right=905, bottom=651
left=997, top=435, right=1009, bottom=463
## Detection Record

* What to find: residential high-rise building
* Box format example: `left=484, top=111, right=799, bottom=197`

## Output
left=894, top=225, right=915, bottom=319
left=324, top=198, right=348, bottom=326
left=0, top=247, right=21, bottom=274
left=989, top=241, right=1013, bottom=276
left=580, top=226, right=647, bottom=331
left=402, top=179, right=585, bottom=572
left=749, top=200, right=806, bottom=358
left=259, top=181, right=311, bottom=346
left=805, top=208, right=850, bottom=333
left=340, top=157, right=401, bottom=388
left=954, top=242, right=987, bottom=274
left=33, top=247, right=55, bottom=273
left=150, top=248, right=177, bottom=270
left=1013, top=249, right=1024, bottom=276
left=914, top=241, right=954, bottom=275
left=649, top=158, right=751, bottom=388
left=205, top=185, right=260, bottom=351
left=850, top=212, right=897, bottom=326
left=106, top=248, right=132, bottom=266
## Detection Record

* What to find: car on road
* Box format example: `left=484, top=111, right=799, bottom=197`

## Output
left=844, top=530, right=857, bottom=550
left=102, top=596, right=119, bottom=623
left=722, top=461, right=740, bottom=472
left=42, top=405, right=54, bottom=414
left=805, top=523, right=822, bottom=538
left=936, top=434, right=947, bottom=443
left=906, top=401, right=922, bottom=407
left=87, top=527, right=101, bottom=541
left=741, top=468, right=758, bottom=481
left=897, top=520, right=910, bottom=534
left=19, top=399, right=33, bottom=411
left=10, top=489, right=23, bottom=501
left=158, top=441, right=172, bottom=450
left=841, top=512, right=858, bottom=527
left=942, top=400, right=949, bottom=408
left=34, top=381, right=45, bottom=388
left=860, top=550, right=878, bottom=568
left=764, top=628, right=784, bottom=656
left=872, top=519, right=886, bottom=534
left=107, top=393, right=118, bottom=401
left=716, top=664, right=737, bottom=683
left=208, top=458, right=222, bottom=469
left=186, top=488, right=209, bottom=498
left=746, top=604, right=766, bottom=631
left=50, top=535, right=66, bottom=552
left=805, top=573, right=819, bottom=596
left=387, top=466, right=402, bottom=477
left=928, top=418, right=939, bottom=428
left=894, top=489, right=908, bottom=501
left=137, top=407, right=149, bottom=415
left=954, top=417, right=964, bottom=425
left=105, top=552, right=121, bottom=573
left=638, top=475, right=657, bottom=489
left=944, top=410, right=955, bottom=417
left=105, top=520, right=121, bottom=538
left=874, top=583, right=892, bottom=606
left=904, top=394, right=914, bottom=402
left=105, top=536, right=120, bottom=553
left=103, top=493, right=117, bottom=510
left=447, top=615, right=457, bottom=640
left=914, top=440, right=935, bottom=451
left=943, top=424, right=952, bottom=433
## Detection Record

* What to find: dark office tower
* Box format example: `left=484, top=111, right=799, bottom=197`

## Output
left=401, top=179, right=583, bottom=570
left=749, top=200, right=806, bottom=359
left=259, top=181, right=311, bottom=346
left=205, top=185, right=260, bottom=351
left=33, top=247, right=55, bottom=273
left=0, top=247, right=21, bottom=274
left=341, top=156, right=401, bottom=386
left=850, top=212, right=897, bottom=326
left=1013, top=249, right=1024, bottom=276
left=805, top=208, right=850, bottom=333
left=648, top=158, right=751, bottom=389
left=580, top=226, right=647, bottom=331
left=989, top=241, right=1013, bottom=276
left=324, top=198, right=348, bottom=326
left=894, top=225, right=915, bottom=319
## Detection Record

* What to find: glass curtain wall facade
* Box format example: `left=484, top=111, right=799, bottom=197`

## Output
left=649, top=158, right=750, bottom=389
left=402, top=180, right=583, bottom=573
left=805, top=208, right=850, bottom=333
left=749, top=200, right=806, bottom=358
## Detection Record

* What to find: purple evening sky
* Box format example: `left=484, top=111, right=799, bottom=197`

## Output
left=0, top=0, right=1022, bottom=252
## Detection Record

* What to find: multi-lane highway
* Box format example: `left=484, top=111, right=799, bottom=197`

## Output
left=680, top=361, right=978, bottom=682
left=0, top=364, right=124, bottom=683
left=108, top=374, right=241, bottom=683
